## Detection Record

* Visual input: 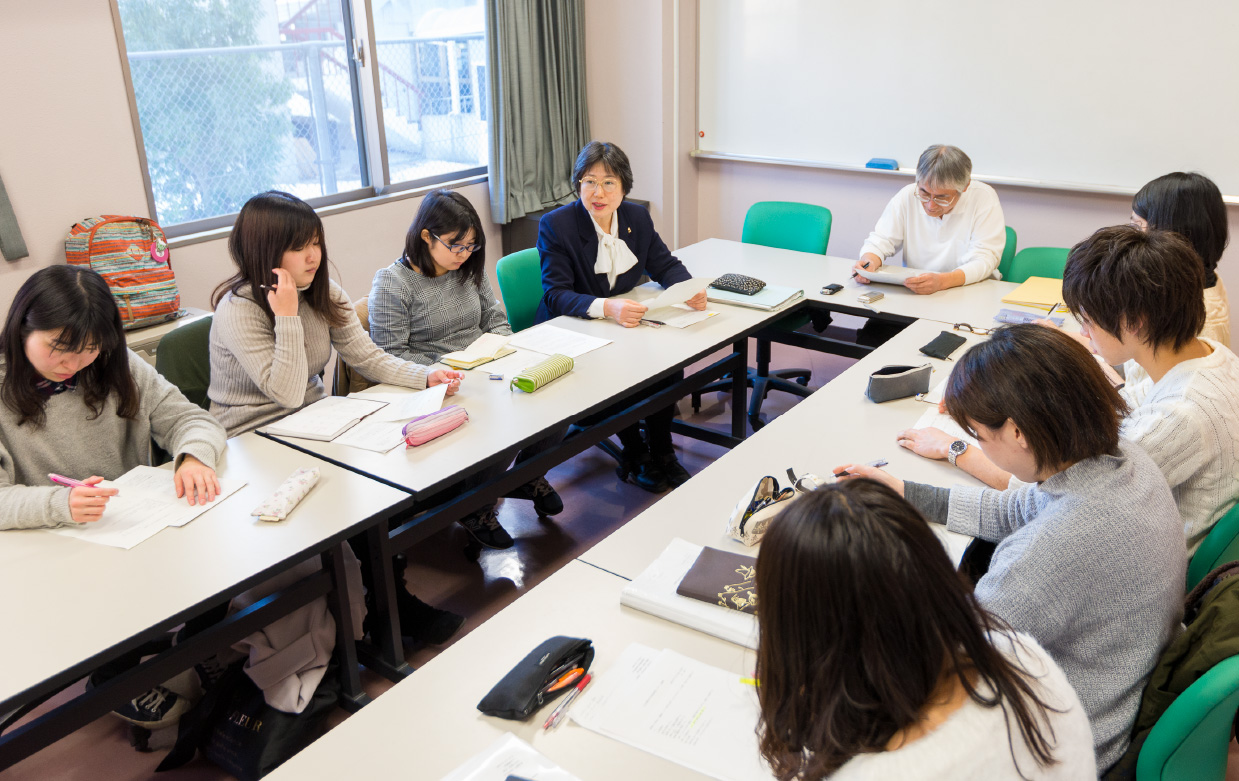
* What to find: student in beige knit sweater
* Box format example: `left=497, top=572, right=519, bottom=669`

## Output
left=0, top=265, right=227, bottom=728
left=209, top=190, right=465, bottom=647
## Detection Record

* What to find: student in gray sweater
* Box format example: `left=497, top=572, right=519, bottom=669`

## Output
left=0, top=265, right=226, bottom=728
left=839, top=324, right=1185, bottom=773
left=210, top=191, right=465, bottom=648
left=369, top=190, right=564, bottom=550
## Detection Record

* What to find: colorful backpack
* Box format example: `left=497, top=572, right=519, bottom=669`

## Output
left=65, top=215, right=180, bottom=330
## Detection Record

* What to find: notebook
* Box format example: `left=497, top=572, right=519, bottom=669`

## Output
left=439, top=333, right=516, bottom=370
left=706, top=284, right=804, bottom=311
left=676, top=547, right=758, bottom=615
left=261, top=396, right=387, bottom=441
left=1001, top=276, right=1064, bottom=312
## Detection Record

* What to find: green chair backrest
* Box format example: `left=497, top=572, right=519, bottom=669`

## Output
left=1137, top=654, right=1239, bottom=781
left=741, top=201, right=832, bottom=255
left=1187, top=504, right=1239, bottom=591
left=154, top=315, right=213, bottom=410
left=1006, top=247, right=1070, bottom=284
left=496, top=247, right=543, bottom=333
left=997, top=226, right=1017, bottom=280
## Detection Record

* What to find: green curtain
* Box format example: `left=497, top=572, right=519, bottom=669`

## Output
left=0, top=172, right=28, bottom=261
left=486, top=0, right=591, bottom=224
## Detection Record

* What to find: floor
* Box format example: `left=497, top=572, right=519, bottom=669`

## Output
left=8, top=329, right=1239, bottom=779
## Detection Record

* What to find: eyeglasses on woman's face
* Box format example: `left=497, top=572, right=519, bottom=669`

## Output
left=431, top=233, right=481, bottom=254
left=579, top=177, right=621, bottom=194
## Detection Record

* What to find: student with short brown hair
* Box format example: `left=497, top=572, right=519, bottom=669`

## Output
left=840, top=324, right=1184, bottom=772
left=756, top=481, right=1095, bottom=779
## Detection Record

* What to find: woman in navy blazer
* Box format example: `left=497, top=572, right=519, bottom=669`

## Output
left=535, top=141, right=706, bottom=492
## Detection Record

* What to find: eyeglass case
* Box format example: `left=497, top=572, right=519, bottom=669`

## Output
left=477, top=636, right=594, bottom=720
left=920, top=331, right=968, bottom=361
left=866, top=363, right=932, bottom=403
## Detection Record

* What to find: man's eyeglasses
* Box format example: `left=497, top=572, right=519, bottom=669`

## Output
left=580, top=177, right=621, bottom=194
left=431, top=233, right=481, bottom=254
left=953, top=322, right=993, bottom=335
left=915, top=187, right=960, bottom=207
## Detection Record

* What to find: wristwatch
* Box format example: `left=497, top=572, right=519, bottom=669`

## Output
left=947, top=440, right=968, bottom=466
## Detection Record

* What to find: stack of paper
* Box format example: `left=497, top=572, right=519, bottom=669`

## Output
left=442, top=733, right=581, bottom=781
left=571, top=643, right=768, bottom=781
left=1000, top=276, right=1064, bottom=312
left=48, top=466, right=245, bottom=549
left=707, top=284, right=804, bottom=312
left=508, top=324, right=612, bottom=358
left=262, top=396, right=387, bottom=441
left=855, top=264, right=919, bottom=285
left=338, top=383, right=449, bottom=453
left=621, top=538, right=758, bottom=649
left=439, top=333, right=516, bottom=370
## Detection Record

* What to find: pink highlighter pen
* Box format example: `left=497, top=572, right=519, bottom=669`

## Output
left=48, top=474, right=95, bottom=490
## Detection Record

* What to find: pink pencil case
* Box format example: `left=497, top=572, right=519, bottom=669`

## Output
left=402, top=405, right=468, bottom=447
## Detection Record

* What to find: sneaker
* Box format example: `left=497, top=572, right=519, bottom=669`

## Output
left=655, top=453, right=691, bottom=488
left=458, top=506, right=515, bottom=549
left=505, top=476, right=564, bottom=516
left=107, top=684, right=190, bottom=730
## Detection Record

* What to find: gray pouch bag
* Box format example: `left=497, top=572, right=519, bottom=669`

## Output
left=865, top=363, right=932, bottom=403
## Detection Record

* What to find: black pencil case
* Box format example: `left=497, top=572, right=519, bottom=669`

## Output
left=920, top=331, right=967, bottom=361
left=866, top=363, right=932, bottom=403
left=476, top=636, right=594, bottom=720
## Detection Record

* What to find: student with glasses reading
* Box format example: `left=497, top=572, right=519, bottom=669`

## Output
left=854, top=144, right=1007, bottom=295
left=535, top=141, right=706, bottom=493
left=368, top=189, right=565, bottom=551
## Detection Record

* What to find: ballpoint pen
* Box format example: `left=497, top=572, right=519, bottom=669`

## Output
left=543, top=672, right=592, bottom=730
left=834, top=458, right=889, bottom=477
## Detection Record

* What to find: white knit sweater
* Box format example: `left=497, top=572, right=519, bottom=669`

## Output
left=1120, top=338, right=1239, bottom=554
left=831, top=632, right=1096, bottom=780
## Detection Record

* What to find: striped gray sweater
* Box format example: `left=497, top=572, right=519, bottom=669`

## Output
left=209, top=280, right=428, bottom=436
left=904, top=440, right=1184, bottom=772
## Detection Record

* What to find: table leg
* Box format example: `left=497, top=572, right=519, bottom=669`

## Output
left=731, top=338, right=749, bottom=439
left=323, top=543, right=370, bottom=711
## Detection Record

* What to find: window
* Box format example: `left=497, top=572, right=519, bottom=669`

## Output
left=113, top=0, right=488, bottom=235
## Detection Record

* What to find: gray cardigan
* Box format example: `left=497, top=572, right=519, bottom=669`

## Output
left=0, top=351, right=225, bottom=530
left=904, top=440, right=1184, bottom=772
left=367, top=261, right=511, bottom=366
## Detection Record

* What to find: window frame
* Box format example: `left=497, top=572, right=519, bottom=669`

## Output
left=108, top=0, right=488, bottom=239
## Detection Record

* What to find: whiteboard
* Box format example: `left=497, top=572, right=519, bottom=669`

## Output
left=698, top=1, right=1239, bottom=198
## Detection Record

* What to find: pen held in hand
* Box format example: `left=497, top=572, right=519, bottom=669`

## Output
left=835, top=458, right=889, bottom=478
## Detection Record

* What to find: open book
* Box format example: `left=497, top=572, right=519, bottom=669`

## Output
left=262, top=396, right=387, bottom=441
left=439, top=333, right=515, bottom=369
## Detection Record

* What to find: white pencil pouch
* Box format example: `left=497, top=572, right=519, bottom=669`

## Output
left=251, top=467, right=320, bottom=522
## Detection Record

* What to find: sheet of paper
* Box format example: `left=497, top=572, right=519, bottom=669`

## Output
left=856, top=265, right=918, bottom=285
left=920, top=377, right=947, bottom=405
left=441, top=733, right=581, bottom=781
left=350, top=383, right=448, bottom=422
left=331, top=417, right=407, bottom=453
left=507, top=324, right=612, bottom=359
left=46, top=466, right=246, bottom=549
left=913, top=406, right=978, bottom=448
left=572, top=644, right=768, bottom=781
left=644, top=278, right=709, bottom=311
left=262, top=396, right=387, bottom=440
left=646, top=305, right=718, bottom=329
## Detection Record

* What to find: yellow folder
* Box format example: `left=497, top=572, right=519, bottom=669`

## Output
left=1001, top=276, right=1064, bottom=313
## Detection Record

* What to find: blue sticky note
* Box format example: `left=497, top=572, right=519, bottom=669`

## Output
left=866, top=158, right=899, bottom=170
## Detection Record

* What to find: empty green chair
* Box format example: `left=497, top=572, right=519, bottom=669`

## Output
left=495, top=247, right=543, bottom=333
left=997, top=225, right=1017, bottom=280
left=1006, top=247, right=1070, bottom=284
left=692, top=201, right=832, bottom=430
left=1136, top=654, right=1239, bottom=781
left=155, top=314, right=213, bottom=410
left=1188, top=504, right=1239, bottom=592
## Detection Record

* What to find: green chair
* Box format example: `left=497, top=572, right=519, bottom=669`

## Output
left=155, top=314, right=213, bottom=410
left=1136, top=654, right=1239, bottom=781
left=692, top=201, right=832, bottom=430
left=1188, top=504, right=1239, bottom=592
left=1006, top=247, right=1070, bottom=284
left=997, top=226, right=1017, bottom=280
left=495, top=247, right=543, bottom=333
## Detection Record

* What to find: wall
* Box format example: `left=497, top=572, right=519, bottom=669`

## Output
left=0, top=0, right=501, bottom=314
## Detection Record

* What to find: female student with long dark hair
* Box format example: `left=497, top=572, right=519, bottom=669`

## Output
left=756, top=481, right=1095, bottom=779
left=368, top=189, right=563, bottom=550
left=209, top=190, right=464, bottom=646
left=841, top=324, right=1184, bottom=772
left=0, top=264, right=226, bottom=727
